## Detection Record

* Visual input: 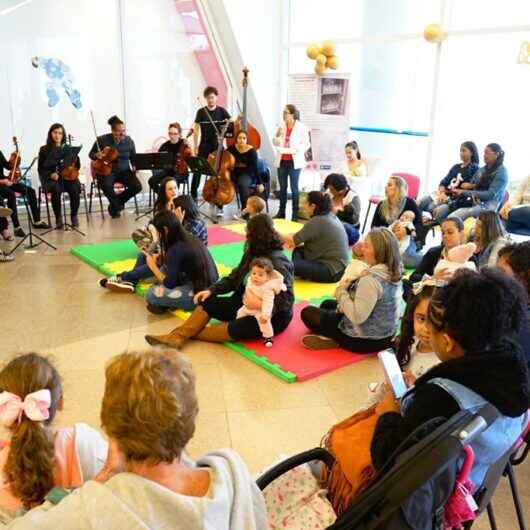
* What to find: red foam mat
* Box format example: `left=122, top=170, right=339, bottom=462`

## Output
left=207, top=226, right=246, bottom=246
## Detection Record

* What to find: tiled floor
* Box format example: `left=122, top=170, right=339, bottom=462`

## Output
left=1, top=204, right=528, bottom=528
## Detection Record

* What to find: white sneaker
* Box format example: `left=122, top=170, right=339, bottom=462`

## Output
left=0, top=251, right=14, bottom=262
left=216, top=206, right=224, bottom=218
left=104, top=276, right=135, bottom=293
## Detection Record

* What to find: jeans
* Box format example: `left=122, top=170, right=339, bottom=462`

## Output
left=0, top=182, right=40, bottom=226
left=43, top=178, right=81, bottom=219
left=343, top=223, right=360, bottom=246
left=450, top=204, right=486, bottom=221
left=418, top=195, right=452, bottom=222
left=120, top=253, right=152, bottom=284
left=292, top=247, right=344, bottom=283
left=99, top=169, right=142, bottom=214
left=505, top=205, right=530, bottom=234
left=277, top=160, right=301, bottom=220
left=234, top=171, right=252, bottom=210
left=145, top=283, right=195, bottom=311
left=402, top=239, right=423, bottom=269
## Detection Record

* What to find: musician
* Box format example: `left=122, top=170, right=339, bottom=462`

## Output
left=192, top=86, right=231, bottom=216
left=0, top=149, right=49, bottom=238
left=38, top=123, right=82, bottom=228
left=88, top=115, right=142, bottom=218
left=148, top=122, right=191, bottom=195
left=227, top=130, right=263, bottom=214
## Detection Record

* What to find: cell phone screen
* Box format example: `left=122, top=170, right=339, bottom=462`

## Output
left=378, top=349, right=408, bottom=399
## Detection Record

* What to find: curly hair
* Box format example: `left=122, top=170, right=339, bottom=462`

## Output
left=245, top=213, right=283, bottom=257
left=101, top=350, right=198, bottom=464
left=498, top=241, right=530, bottom=297
left=427, top=268, right=527, bottom=353
left=396, top=285, right=436, bottom=367
left=0, top=353, right=62, bottom=508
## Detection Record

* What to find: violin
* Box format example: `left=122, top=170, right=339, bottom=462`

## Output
left=90, top=110, right=118, bottom=177
left=61, top=134, right=80, bottom=181
left=203, top=120, right=236, bottom=206
left=176, top=140, right=192, bottom=176
left=8, top=136, right=22, bottom=183
left=226, top=67, right=261, bottom=150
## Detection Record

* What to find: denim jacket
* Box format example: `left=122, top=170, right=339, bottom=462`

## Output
left=460, top=165, right=508, bottom=210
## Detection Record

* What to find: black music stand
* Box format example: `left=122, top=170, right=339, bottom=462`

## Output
left=186, top=156, right=219, bottom=223
left=133, top=152, right=174, bottom=221
left=6, top=158, right=57, bottom=255
left=42, top=145, right=84, bottom=235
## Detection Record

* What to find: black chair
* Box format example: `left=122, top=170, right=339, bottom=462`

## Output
left=38, top=182, right=89, bottom=225
left=258, top=406, right=506, bottom=530
left=88, top=173, right=139, bottom=218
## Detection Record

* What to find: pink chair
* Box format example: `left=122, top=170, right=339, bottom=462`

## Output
left=361, top=172, right=421, bottom=233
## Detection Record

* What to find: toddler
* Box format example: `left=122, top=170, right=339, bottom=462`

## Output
left=389, top=210, right=416, bottom=254
left=236, top=257, right=286, bottom=347
left=242, top=196, right=266, bottom=219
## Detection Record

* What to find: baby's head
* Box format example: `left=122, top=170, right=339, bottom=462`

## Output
left=250, top=257, right=274, bottom=285
left=447, top=243, right=477, bottom=264
left=243, top=196, right=266, bottom=217
left=399, top=210, right=416, bottom=224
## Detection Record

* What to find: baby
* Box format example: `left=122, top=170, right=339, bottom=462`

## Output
left=433, top=242, right=477, bottom=276
left=242, top=196, right=266, bottom=219
left=338, top=257, right=369, bottom=288
left=390, top=210, right=416, bottom=253
left=237, top=257, right=286, bottom=347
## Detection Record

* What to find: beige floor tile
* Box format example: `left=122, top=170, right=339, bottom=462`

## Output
left=194, top=363, right=226, bottom=412
left=220, top=351, right=329, bottom=411
left=227, top=406, right=337, bottom=473
left=186, top=412, right=232, bottom=459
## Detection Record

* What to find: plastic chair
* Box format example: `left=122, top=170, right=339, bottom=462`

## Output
left=361, top=172, right=421, bottom=233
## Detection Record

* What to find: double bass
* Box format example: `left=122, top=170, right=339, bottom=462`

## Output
left=226, top=67, right=261, bottom=150
left=61, top=134, right=80, bottom=181
left=90, top=111, right=118, bottom=177
left=7, top=137, right=22, bottom=183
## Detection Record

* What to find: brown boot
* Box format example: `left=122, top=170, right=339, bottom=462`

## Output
left=145, top=306, right=210, bottom=349
left=195, top=322, right=231, bottom=343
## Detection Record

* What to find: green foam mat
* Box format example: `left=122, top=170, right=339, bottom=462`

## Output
left=71, top=240, right=139, bottom=273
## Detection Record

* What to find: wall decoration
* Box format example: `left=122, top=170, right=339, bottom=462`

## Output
left=31, top=56, right=82, bottom=109
left=423, top=23, right=446, bottom=43
left=306, top=40, right=339, bottom=76
left=517, top=41, right=530, bottom=64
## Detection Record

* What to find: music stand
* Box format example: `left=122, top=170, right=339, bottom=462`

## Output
left=6, top=158, right=57, bottom=255
left=133, top=152, right=174, bottom=221
left=42, top=145, right=85, bottom=235
left=186, top=156, right=220, bottom=223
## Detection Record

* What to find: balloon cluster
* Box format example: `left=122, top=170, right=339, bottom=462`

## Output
left=306, top=40, right=338, bottom=75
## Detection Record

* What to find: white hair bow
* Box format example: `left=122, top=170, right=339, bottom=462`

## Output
left=0, top=390, right=51, bottom=427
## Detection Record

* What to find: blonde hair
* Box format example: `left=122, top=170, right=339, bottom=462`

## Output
left=0, top=353, right=62, bottom=508
left=246, top=196, right=266, bottom=214
left=367, top=227, right=403, bottom=282
left=381, top=175, right=408, bottom=222
left=101, top=350, right=198, bottom=464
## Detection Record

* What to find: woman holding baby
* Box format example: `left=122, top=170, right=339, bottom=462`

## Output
left=301, top=227, right=403, bottom=353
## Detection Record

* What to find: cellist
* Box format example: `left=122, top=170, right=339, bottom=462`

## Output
left=192, top=86, right=231, bottom=217
left=148, top=122, right=191, bottom=196
left=38, top=123, right=82, bottom=228
left=88, top=115, right=142, bottom=218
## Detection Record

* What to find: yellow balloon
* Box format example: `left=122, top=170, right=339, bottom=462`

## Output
left=306, top=43, right=320, bottom=60
left=315, top=63, right=327, bottom=76
left=423, top=23, right=445, bottom=43
left=326, top=55, right=339, bottom=70
left=321, top=40, right=336, bottom=57
left=316, top=53, right=327, bottom=66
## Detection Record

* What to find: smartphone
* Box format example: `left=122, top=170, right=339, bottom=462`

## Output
left=378, top=349, right=408, bottom=400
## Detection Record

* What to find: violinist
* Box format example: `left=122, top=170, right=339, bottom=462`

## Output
left=0, top=148, right=49, bottom=239
left=38, top=123, right=82, bottom=228
left=227, top=130, right=263, bottom=215
left=192, top=86, right=231, bottom=216
left=148, top=122, right=191, bottom=195
left=89, top=115, right=142, bottom=218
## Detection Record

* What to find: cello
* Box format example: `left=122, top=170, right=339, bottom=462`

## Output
left=61, top=134, right=80, bottom=181
left=226, top=67, right=261, bottom=150
left=202, top=118, right=236, bottom=206
left=90, top=111, right=118, bottom=177
left=7, top=137, right=22, bottom=183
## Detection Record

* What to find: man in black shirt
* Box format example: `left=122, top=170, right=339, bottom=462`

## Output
left=89, top=115, right=142, bottom=218
left=192, top=86, right=231, bottom=215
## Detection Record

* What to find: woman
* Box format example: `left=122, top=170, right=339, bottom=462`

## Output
left=3, top=350, right=267, bottom=529
left=371, top=175, right=420, bottom=231
left=173, top=194, right=208, bottom=245
left=143, top=210, right=218, bottom=313
left=418, top=141, right=480, bottom=224
left=286, top=191, right=350, bottom=283
left=227, top=130, right=263, bottom=214
left=323, top=173, right=361, bottom=246
left=500, top=174, right=530, bottom=234
left=449, top=143, right=508, bottom=221
left=145, top=213, right=294, bottom=348
left=100, top=177, right=179, bottom=292
left=343, top=141, right=367, bottom=180
left=272, top=104, right=310, bottom=221
left=37, top=123, right=82, bottom=229
left=149, top=122, right=191, bottom=195
left=371, top=269, right=530, bottom=491
left=88, top=115, right=142, bottom=219
left=498, top=241, right=530, bottom=370
left=301, top=227, right=402, bottom=353
left=473, top=210, right=509, bottom=268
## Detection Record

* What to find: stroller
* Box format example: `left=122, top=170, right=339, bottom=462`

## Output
left=258, top=404, right=526, bottom=530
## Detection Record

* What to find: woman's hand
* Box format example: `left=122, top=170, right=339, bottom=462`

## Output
left=256, top=184, right=265, bottom=194
left=461, top=182, right=474, bottom=190
left=499, top=203, right=512, bottom=220
left=275, top=126, right=283, bottom=138
left=94, top=440, right=126, bottom=483
left=376, top=385, right=401, bottom=415
left=174, top=206, right=185, bottom=223
left=432, top=267, right=453, bottom=282
left=352, top=241, right=364, bottom=259
left=283, top=234, right=296, bottom=250
left=144, top=252, right=159, bottom=271
left=194, top=290, right=212, bottom=304
left=50, top=172, right=59, bottom=181
left=391, top=222, right=407, bottom=241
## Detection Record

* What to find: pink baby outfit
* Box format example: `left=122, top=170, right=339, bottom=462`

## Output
left=237, top=270, right=287, bottom=339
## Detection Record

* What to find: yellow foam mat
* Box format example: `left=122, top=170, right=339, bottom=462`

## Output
left=294, top=278, right=337, bottom=303
left=225, top=218, right=304, bottom=236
